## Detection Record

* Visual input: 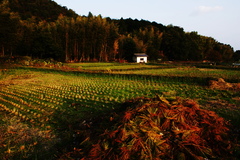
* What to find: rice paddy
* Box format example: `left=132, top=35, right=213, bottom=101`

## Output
left=0, top=62, right=239, bottom=159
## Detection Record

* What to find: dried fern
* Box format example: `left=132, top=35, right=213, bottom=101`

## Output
left=82, top=96, right=234, bottom=160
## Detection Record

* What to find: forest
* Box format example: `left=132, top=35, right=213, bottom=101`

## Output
left=0, top=0, right=239, bottom=62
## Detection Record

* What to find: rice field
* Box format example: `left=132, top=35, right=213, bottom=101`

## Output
left=65, top=62, right=165, bottom=71
left=0, top=63, right=239, bottom=159
left=1, top=67, right=239, bottom=128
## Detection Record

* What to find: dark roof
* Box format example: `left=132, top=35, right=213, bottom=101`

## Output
left=134, top=53, right=148, bottom=57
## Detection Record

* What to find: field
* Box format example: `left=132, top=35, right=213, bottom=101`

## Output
left=0, top=62, right=240, bottom=159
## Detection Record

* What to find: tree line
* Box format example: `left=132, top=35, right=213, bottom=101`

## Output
left=0, top=0, right=238, bottom=62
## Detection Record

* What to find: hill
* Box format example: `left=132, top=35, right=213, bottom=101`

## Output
left=1, top=0, right=77, bottom=21
left=0, top=0, right=237, bottom=62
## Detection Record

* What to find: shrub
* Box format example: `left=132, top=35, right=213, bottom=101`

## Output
left=82, top=96, right=234, bottom=160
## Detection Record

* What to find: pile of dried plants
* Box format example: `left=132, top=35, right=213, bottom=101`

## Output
left=80, top=96, right=235, bottom=160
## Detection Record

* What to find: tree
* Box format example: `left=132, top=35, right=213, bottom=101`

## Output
left=161, top=26, right=187, bottom=60
left=185, top=32, right=202, bottom=61
left=118, top=36, right=137, bottom=62
left=216, top=44, right=234, bottom=62
left=55, top=15, right=71, bottom=61
left=0, top=0, right=235, bottom=62
left=52, top=14, right=119, bottom=62
left=0, top=0, right=21, bottom=56
left=232, top=50, right=240, bottom=61
left=16, top=17, right=37, bottom=57
left=7, top=0, right=78, bottom=22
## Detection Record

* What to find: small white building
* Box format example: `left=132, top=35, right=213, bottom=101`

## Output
left=232, top=63, right=240, bottom=67
left=133, top=53, right=148, bottom=63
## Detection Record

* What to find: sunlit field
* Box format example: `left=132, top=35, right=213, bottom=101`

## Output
left=66, top=62, right=163, bottom=71
left=0, top=62, right=239, bottom=159
left=112, top=67, right=240, bottom=81
left=66, top=63, right=240, bottom=81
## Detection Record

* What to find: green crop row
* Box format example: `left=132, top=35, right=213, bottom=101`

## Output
left=1, top=68, right=238, bottom=121
left=0, top=66, right=239, bottom=159
left=112, top=67, right=240, bottom=82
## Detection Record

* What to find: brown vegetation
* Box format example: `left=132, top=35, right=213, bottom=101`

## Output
left=0, top=116, right=57, bottom=160
left=0, top=74, right=40, bottom=87
left=77, top=96, right=235, bottom=160
left=209, top=78, right=240, bottom=91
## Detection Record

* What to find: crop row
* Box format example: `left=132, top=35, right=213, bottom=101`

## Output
left=1, top=70, right=226, bottom=131
left=0, top=95, right=49, bottom=128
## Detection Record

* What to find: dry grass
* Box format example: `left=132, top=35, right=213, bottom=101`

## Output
left=0, top=115, right=57, bottom=160
left=78, top=96, right=236, bottom=160
left=0, top=73, right=41, bottom=87
left=209, top=78, right=240, bottom=91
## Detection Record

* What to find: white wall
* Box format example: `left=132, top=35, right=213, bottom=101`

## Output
left=136, top=57, right=147, bottom=63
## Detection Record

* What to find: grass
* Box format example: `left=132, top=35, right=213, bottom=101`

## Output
left=65, top=62, right=166, bottom=71
left=112, top=67, right=240, bottom=82
left=0, top=62, right=239, bottom=159
left=66, top=62, right=240, bottom=81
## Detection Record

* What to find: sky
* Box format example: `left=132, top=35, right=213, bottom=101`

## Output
left=53, top=0, right=240, bottom=51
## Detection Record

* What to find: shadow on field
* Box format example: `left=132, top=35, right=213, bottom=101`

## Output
left=49, top=101, right=121, bottom=156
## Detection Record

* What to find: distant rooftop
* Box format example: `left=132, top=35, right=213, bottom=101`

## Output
left=134, top=53, right=148, bottom=57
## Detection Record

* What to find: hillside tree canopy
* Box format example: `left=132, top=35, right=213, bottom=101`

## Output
left=0, top=0, right=235, bottom=62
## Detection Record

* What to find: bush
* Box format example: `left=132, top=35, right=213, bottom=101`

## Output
left=82, top=96, right=234, bottom=160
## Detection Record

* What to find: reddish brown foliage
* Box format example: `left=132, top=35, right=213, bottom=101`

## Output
left=209, top=78, right=240, bottom=91
left=81, top=96, right=234, bottom=160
